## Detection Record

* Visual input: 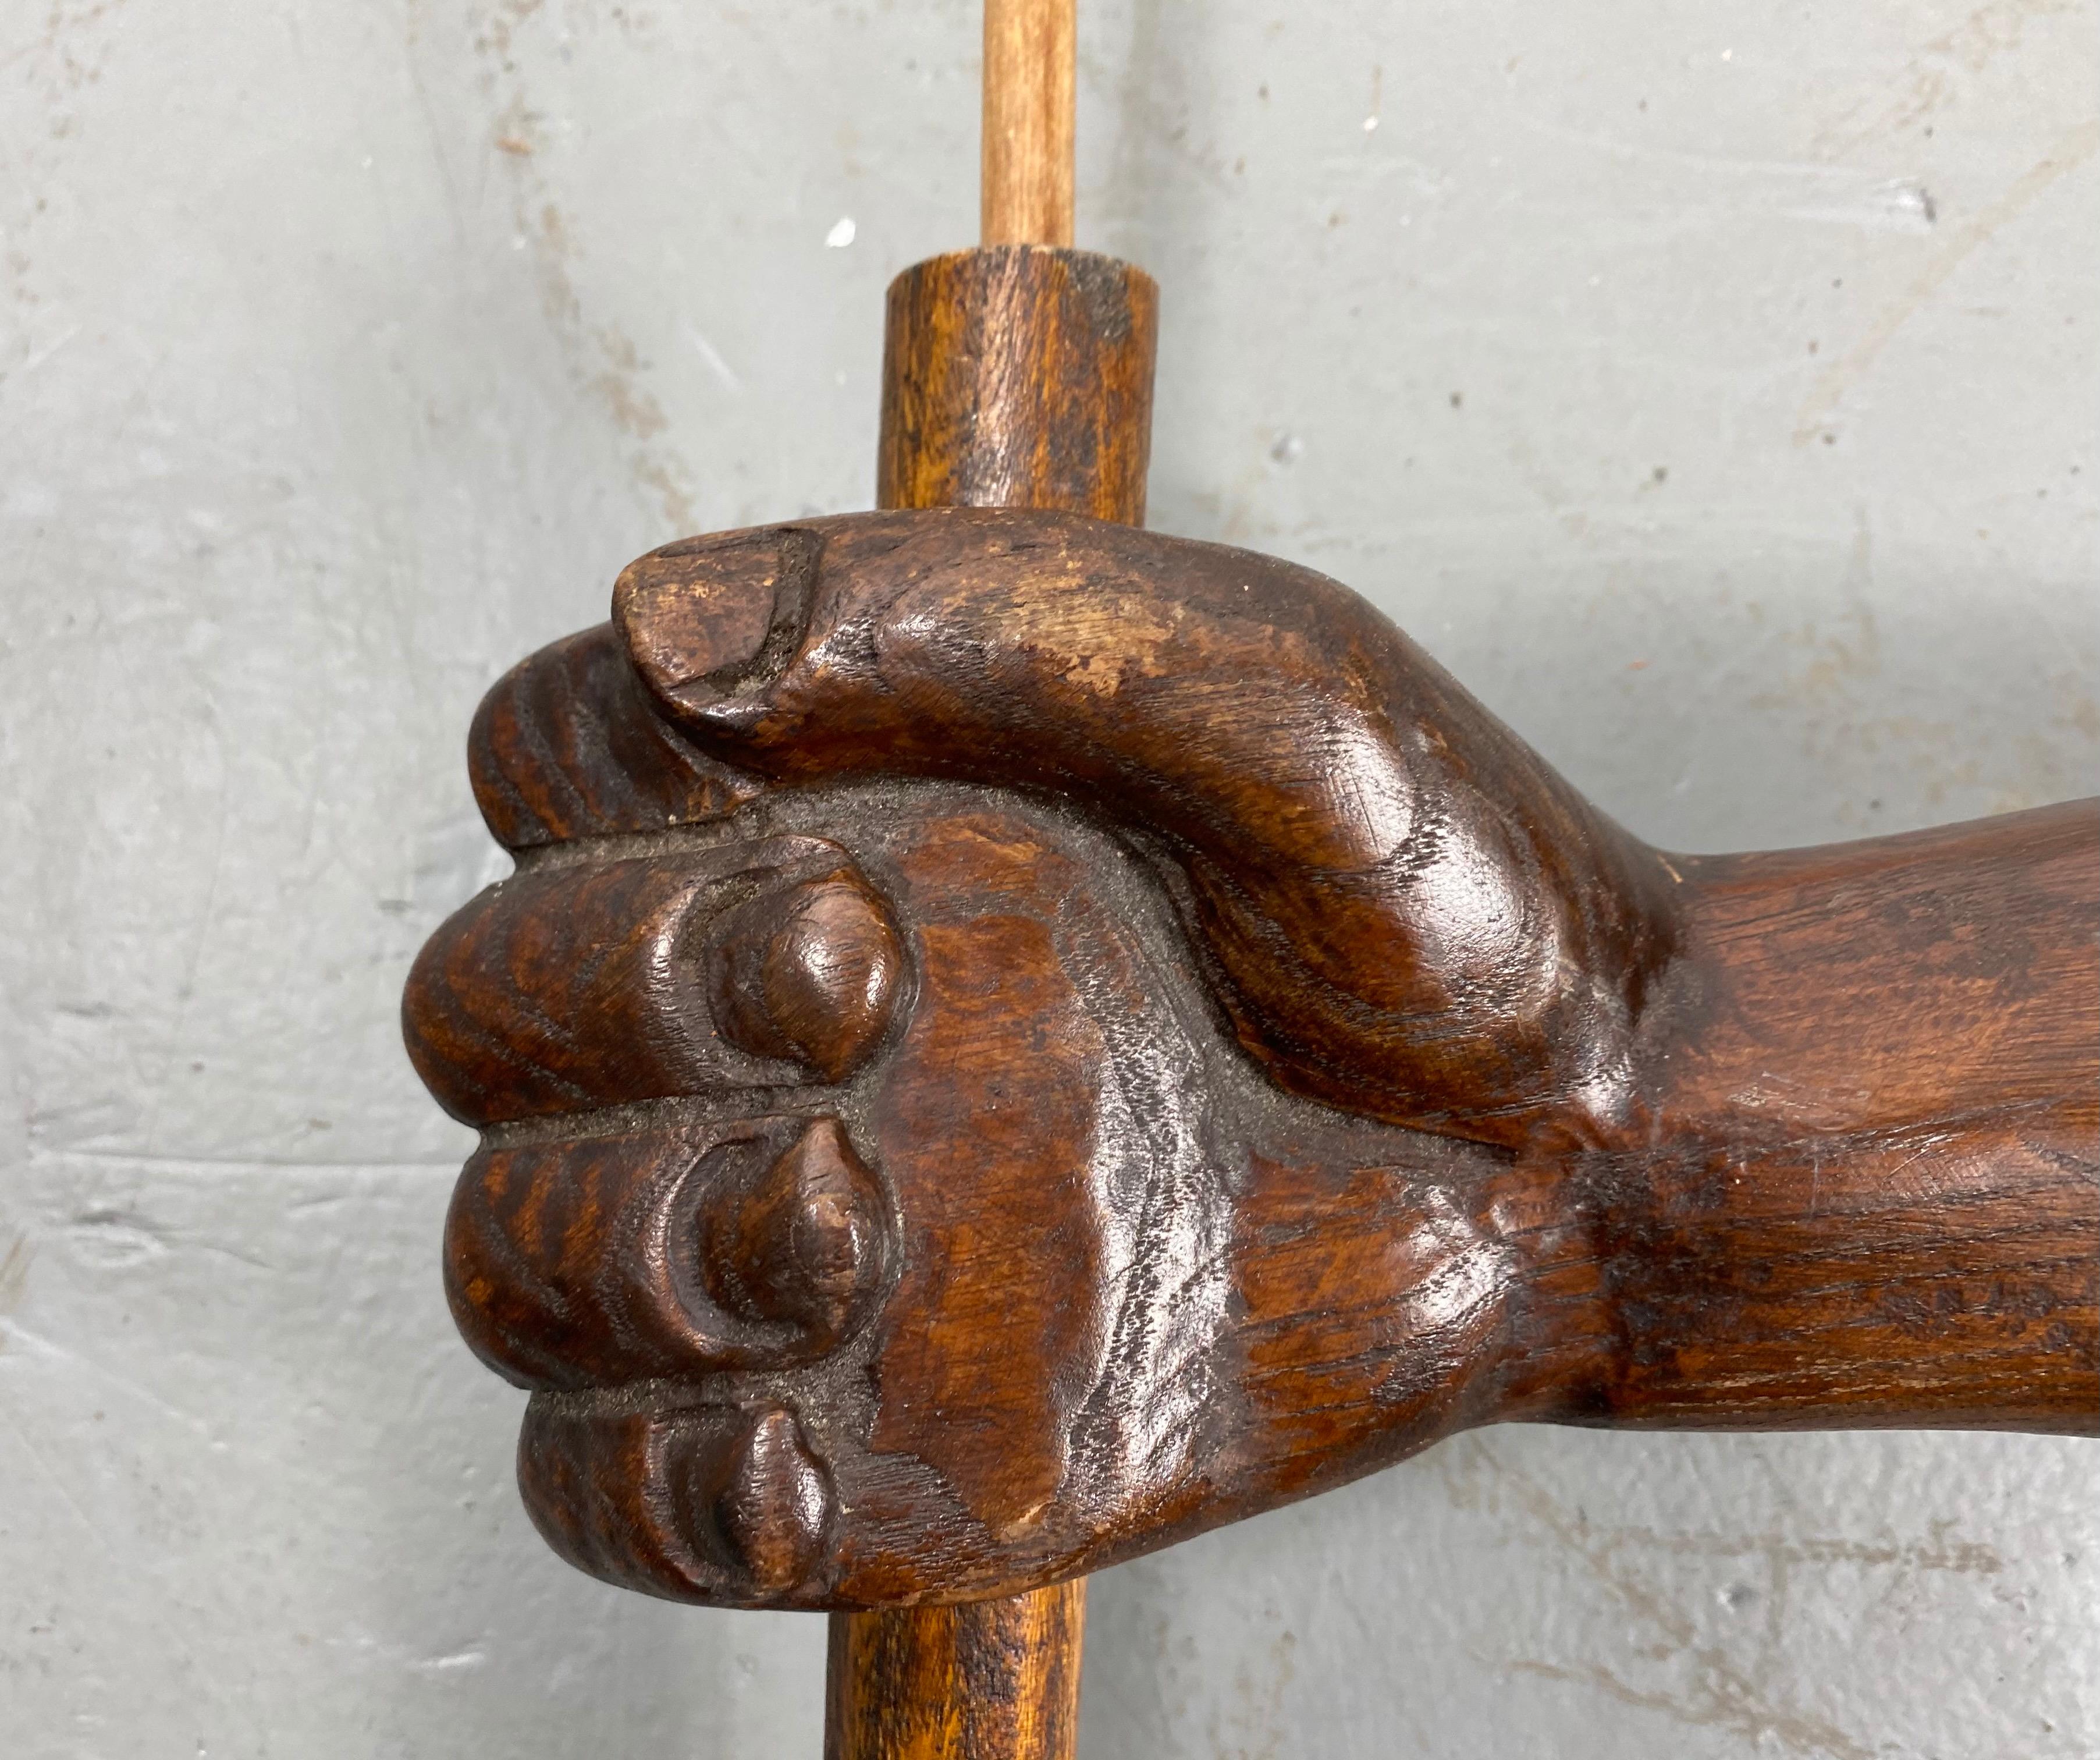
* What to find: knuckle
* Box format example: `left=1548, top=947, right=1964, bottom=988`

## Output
left=709, top=866, right=905, bottom=1080
left=518, top=1398, right=836, bottom=1606
left=443, top=1117, right=893, bottom=1390
left=403, top=838, right=908, bottom=1124
left=468, top=624, right=759, bottom=850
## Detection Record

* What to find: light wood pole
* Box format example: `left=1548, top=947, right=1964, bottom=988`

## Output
left=980, top=0, right=1076, bottom=246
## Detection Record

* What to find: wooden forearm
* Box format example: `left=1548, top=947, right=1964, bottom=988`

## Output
left=1500, top=800, right=2098, bottom=1433
left=1505, top=1100, right=2094, bottom=1433
left=1495, top=798, right=2100, bottom=1436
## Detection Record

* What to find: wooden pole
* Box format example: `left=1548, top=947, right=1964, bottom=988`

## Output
left=980, top=0, right=1076, bottom=246
left=826, top=1580, right=1088, bottom=1760
left=824, top=3, right=1154, bottom=1755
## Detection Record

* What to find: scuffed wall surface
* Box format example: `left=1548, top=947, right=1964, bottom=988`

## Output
left=1, top=1, right=2092, bottom=1754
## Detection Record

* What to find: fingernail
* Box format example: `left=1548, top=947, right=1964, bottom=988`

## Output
left=710, top=870, right=905, bottom=1081
left=614, top=526, right=822, bottom=716
left=710, top=1406, right=832, bottom=1595
left=698, top=1117, right=887, bottom=1349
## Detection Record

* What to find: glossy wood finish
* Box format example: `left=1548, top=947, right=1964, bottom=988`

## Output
left=399, top=23, right=2095, bottom=1760
left=1505, top=803, right=2099, bottom=1433
left=981, top=0, right=1076, bottom=246
left=877, top=250, right=1157, bottom=526
left=827, top=1585, right=1085, bottom=1760
left=404, top=836, right=900, bottom=1124
left=468, top=623, right=758, bottom=850
left=404, top=508, right=2096, bottom=1625
left=828, top=244, right=1156, bottom=1758
left=615, top=509, right=1685, bottom=1152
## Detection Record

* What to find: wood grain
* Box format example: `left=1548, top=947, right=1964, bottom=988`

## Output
left=406, top=740, right=2093, bottom=1608
left=617, top=509, right=1682, bottom=1152
left=404, top=836, right=901, bottom=1123
left=877, top=249, right=1156, bottom=525
left=467, top=623, right=757, bottom=850
left=827, top=1586, right=1085, bottom=1760
left=835, top=238, right=1158, bottom=1760
left=613, top=506, right=2098, bottom=1473
left=410, top=498, right=2095, bottom=1621
left=980, top=0, right=1076, bottom=247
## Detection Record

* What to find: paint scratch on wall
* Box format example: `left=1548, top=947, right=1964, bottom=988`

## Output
left=0, top=1232, right=33, bottom=1317
left=1813, top=0, right=2080, bottom=158
left=468, top=2, right=703, bottom=532
left=1464, top=1444, right=1894, bottom=1760
left=1793, top=122, right=2097, bottom=443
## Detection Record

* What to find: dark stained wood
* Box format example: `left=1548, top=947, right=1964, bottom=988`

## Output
left=1499, top=800, right=2100, bottom=1433
left=876, top=249, right=1156, bottom=526
left=709, top=869, right=905, bottom=1081
left=700, top=1113, right=890, bottom=1346
left=407, top=350, right=2092, bottom=1641
left=827, top=1586, right=1086, bottom=1760
left=614, top=508, right=1686, bottom=1153
left=827, top=244, right=1157, bottom=1760
left=468, top=622, right=758, bottom=850
left=447, top=1116, right=891, bottom=1393
left=403, top=835, right=901, bottom=1123
left=410, top=727, right=2092, bottom=1609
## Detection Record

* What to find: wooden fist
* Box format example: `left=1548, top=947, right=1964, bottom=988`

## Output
left=405, top=510, right=2097, bottom=1611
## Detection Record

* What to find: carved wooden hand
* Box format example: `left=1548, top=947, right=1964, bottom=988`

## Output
left=404, top=508, right=2098, bottom=1612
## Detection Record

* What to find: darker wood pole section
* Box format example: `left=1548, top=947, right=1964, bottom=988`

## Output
left=825, top=242, right=1157, bottom=1760
left=877, top=247, right=1157, bottom=527
left=826, top=1581, right=1088, bottom=1760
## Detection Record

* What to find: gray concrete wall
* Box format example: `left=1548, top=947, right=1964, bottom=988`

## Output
left=2, top=1, right=2093, bottom=1754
